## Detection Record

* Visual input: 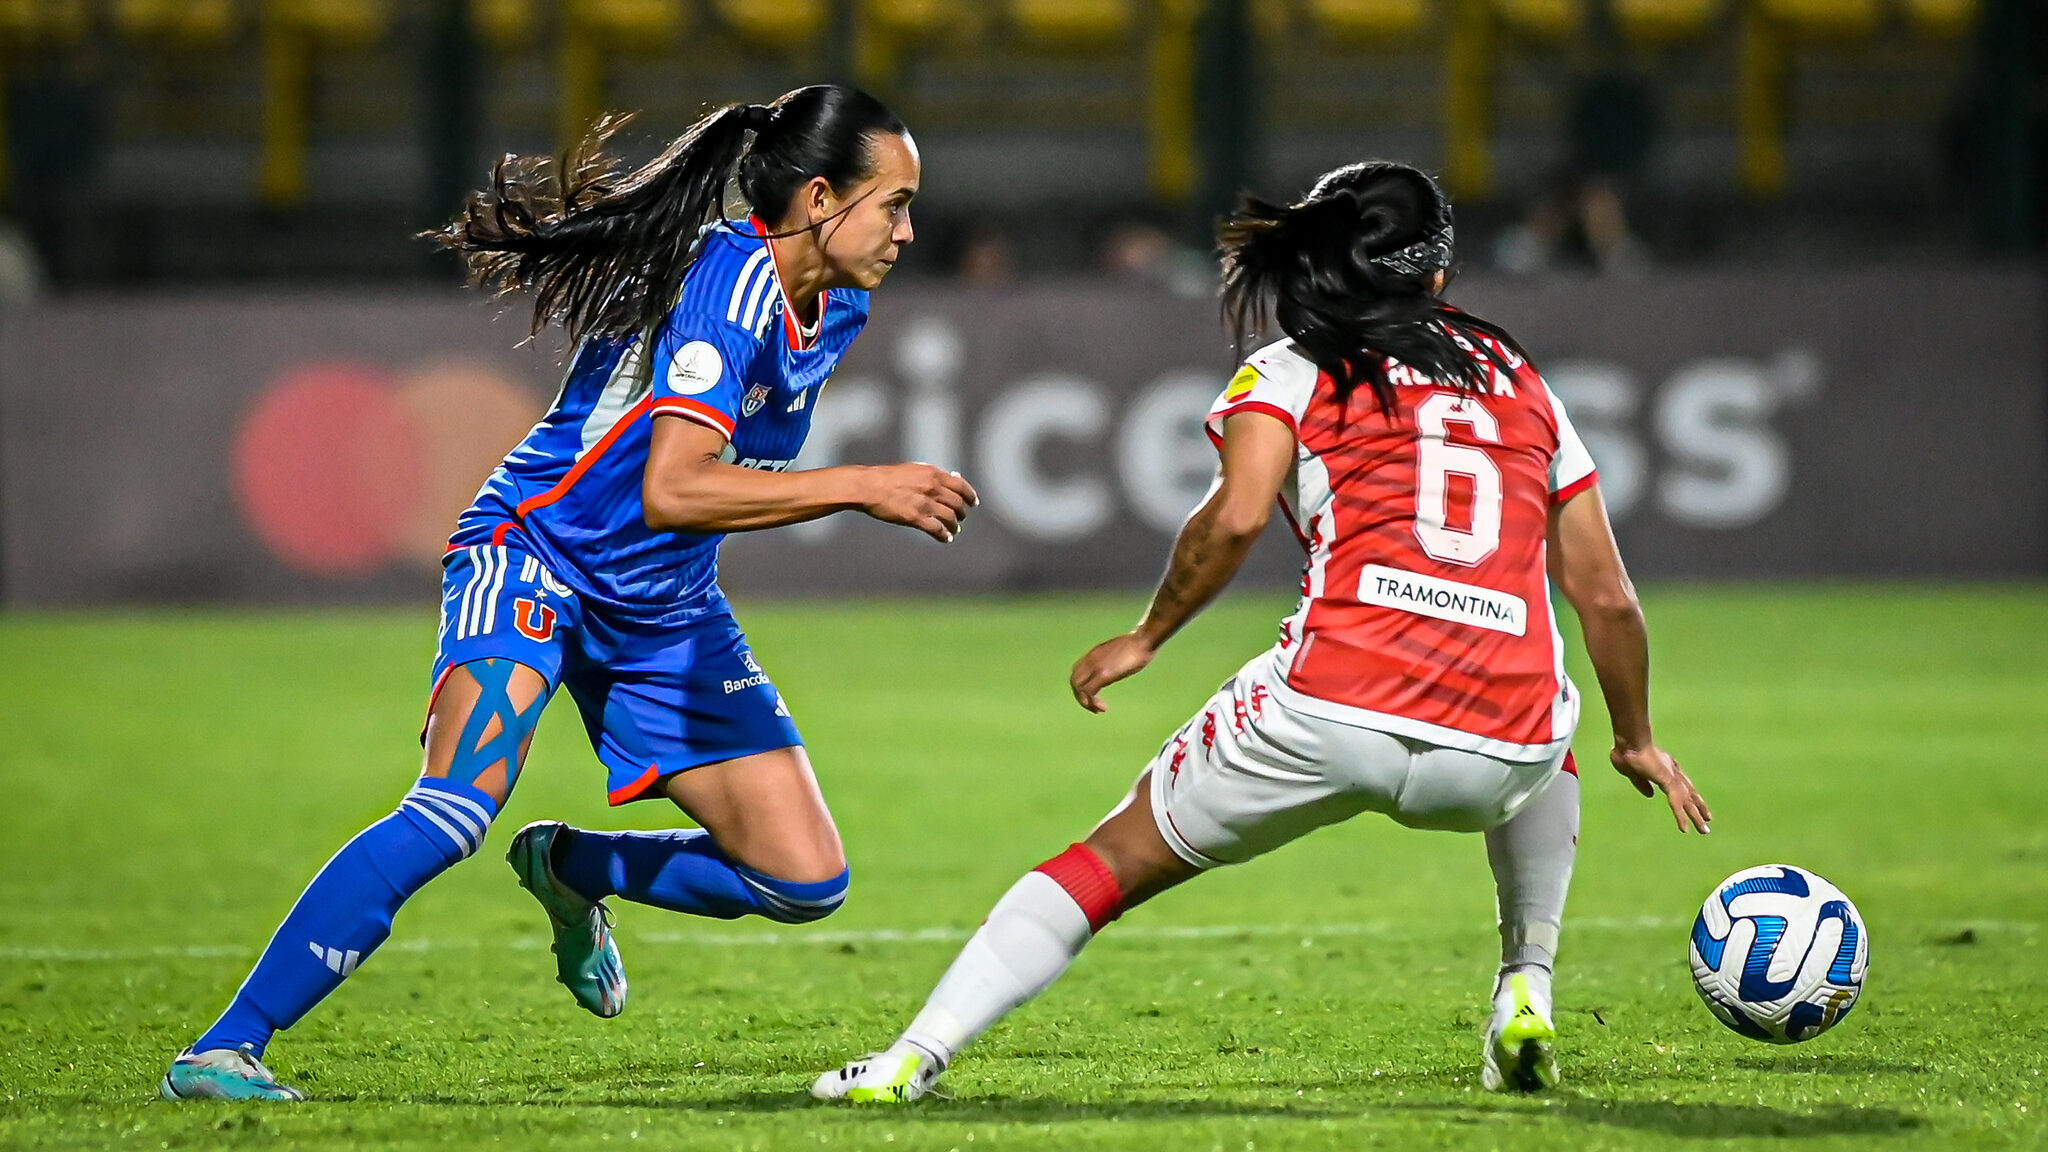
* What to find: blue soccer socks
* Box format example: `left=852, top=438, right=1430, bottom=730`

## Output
left=552, top=827, right=847, bottom=924
left=192, top=778, right=499, bottom=1057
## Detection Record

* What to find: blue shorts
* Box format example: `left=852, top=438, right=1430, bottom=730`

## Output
left=431, top=543, right=802, bottom=805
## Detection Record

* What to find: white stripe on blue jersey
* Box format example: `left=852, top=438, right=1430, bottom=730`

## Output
left=450, top=220, right=870, bottom=619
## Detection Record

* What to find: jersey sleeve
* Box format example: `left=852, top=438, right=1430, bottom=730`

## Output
left=1204, top=341, right=1319, bottom=448
left=649, top=242, right=773, bottom=442
left=1544, top=380, right=1599, bottom=502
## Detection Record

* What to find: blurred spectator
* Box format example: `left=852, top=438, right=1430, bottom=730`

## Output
left=1099, top=219, right=1212, bottom=296
left=0, top=218, right=47, bottom=306
left=955, top=226, right=1017, bottom=284
left=1495, top=71, right=1659, bottom=276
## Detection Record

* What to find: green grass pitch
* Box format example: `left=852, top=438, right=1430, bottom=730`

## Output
left=2, top=586, right=2045, bottom=1150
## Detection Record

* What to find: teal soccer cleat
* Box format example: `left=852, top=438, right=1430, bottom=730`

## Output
left=159, top=1045, right=306, bottom=1102
left=507, top=821, right=627, bottom=1018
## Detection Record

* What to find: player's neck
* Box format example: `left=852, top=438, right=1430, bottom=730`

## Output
left=763, top=230, right=828, bottom=331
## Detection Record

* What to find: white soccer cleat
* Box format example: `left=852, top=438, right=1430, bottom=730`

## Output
left=810, top=1042, right=943, bottom=1104
left=1481, top=967, right=1559, bottom=1092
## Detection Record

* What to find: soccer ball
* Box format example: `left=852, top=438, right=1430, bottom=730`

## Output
left=1689, top=864, right=1867, bottom=1044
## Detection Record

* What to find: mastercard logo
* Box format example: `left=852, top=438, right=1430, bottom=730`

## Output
left=232, top=359, right=543, bottom=577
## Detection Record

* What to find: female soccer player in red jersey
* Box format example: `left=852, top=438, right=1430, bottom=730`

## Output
left=816, top=160, right=1711, bottom=1103
left=162, top=86, right=976, bottom=1101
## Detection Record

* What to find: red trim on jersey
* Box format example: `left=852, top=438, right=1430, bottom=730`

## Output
left=607, top=764, right=663, bottom=806
left=1206, top=401, right=1301, bottom=446
left=782, top=289, right=827, bottom=351
left=446, top=521, right=515, bottom=553
left=1552, top=470, right=1599, bottom=505
left=749, top=213, right=826, bottom=352
left=419, top=665, right=455, bottom=745
left=1275, top=497, right=1308, bottom=547
left=651, top=395, right=738, bottom=439
left=514, top=397, right=655, bottom=519
left=1561, top=751, right=1578, bottom=777
left=1034, top=843, right=1123, bottom=933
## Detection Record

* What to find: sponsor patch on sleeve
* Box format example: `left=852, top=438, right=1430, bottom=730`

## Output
left=1223, top=364, right=1259, bottom=403
left=668, top=340, right=723, bottom=396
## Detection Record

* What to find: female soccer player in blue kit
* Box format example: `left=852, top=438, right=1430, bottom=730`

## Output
left=162, top=85, right=977, bottom=1101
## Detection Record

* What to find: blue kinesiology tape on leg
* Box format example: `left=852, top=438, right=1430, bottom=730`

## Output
left=193, top=777, right=500, bottom=1057
left=446, top=658, right=548, bottom=793
left=554, top=828, right=848, bottom=924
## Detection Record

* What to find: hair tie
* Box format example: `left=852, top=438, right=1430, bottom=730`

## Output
left=740, top=104, right=774, bottom=131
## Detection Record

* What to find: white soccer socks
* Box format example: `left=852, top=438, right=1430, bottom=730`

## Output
left=899, top=844, right=1123, bottom=1070
left=1480, top=765, right=1577, bottom=1091
left=1485, top=766, right=1580, bottom=973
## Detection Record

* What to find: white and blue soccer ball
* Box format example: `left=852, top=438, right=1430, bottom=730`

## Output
left=1689, top=864, right=1868, bottom=1044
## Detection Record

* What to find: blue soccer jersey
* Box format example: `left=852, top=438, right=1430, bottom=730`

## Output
left=452, top=217, right=870, bottom=619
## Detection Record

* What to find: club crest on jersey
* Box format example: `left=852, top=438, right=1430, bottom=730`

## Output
left=513, top=598, right=558, bottom=642
left=742, top=383, right=772, bottom=417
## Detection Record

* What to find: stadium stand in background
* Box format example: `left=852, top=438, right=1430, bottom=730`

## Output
left=0, top=0, right=2035, bottom=285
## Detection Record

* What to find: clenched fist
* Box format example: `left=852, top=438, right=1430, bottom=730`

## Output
left=860, top=464, right=979, bottom=543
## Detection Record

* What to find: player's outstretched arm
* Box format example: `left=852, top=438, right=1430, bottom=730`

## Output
left=1071, top=410, right=1293, bottom=713
left=1547, top=485, right=1713, bottom=834
left=644, top=414, right=978, bottom=543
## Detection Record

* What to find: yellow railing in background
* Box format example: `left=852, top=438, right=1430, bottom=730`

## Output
left=714, top=0, right=823, bottom=47
left=1736, top=0, right=1960, bottom=196
left=1008, top=0, right=1134, bottom=44
left=0, top=0, right=1986, bottom=214
left=1900, top=0, right=1971, bottom=36
left=559, top=0, right=683, bottom=153
left=854, top=0, right=964, bottom=91
left=1442, top=0, right=1491, bottom=197
left=1148, top=0, right=1199, bottom=202
left=1307, top=0, right=1433, bottom=40
left=471, top=0, right=535, bottom=46
left=1611, top=0, right=1720, bottom=42
left=114, top=0, right=237, bottom=41
left=261, top=0, right=388, bottom=206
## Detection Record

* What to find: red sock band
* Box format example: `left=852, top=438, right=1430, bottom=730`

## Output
left=1561, top=751, right=1579, bottom=777
left=1033, top=843, right=1123, bottom=933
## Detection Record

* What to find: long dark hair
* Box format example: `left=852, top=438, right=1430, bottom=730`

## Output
left=1218, top=160, right=1529, bottom=417
left=426, top=85, right=907, bottom=344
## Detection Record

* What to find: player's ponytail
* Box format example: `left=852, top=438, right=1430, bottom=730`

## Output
left=1218, top=161, right=1528, bottom=417
left=428, top=85, right=905, bottom=346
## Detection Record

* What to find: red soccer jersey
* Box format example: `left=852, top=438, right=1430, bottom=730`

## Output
left=1206, top=337, right=1599, bottom=760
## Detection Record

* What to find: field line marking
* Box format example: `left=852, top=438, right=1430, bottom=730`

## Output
left=4, top=916, right=2034, bottom=964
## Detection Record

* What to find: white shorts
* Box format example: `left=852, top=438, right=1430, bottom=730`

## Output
left=1146, top=650, right=1573, bottom=868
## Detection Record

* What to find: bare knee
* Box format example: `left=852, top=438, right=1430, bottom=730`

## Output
left=1083, top=778, right=1200, bottom=908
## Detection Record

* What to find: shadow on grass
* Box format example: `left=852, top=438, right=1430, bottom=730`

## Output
left=1733, top=1054, right=1929, bottom=1076
left=1397, top=1097, right=1925, bottom=1139
left=336, top=1087, right=1359, bottom=1122
left=326, top=1089, right=1929, bottom=1138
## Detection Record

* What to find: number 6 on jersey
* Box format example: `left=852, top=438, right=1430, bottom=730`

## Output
left=1413, top=391, right=1503, bottom=566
